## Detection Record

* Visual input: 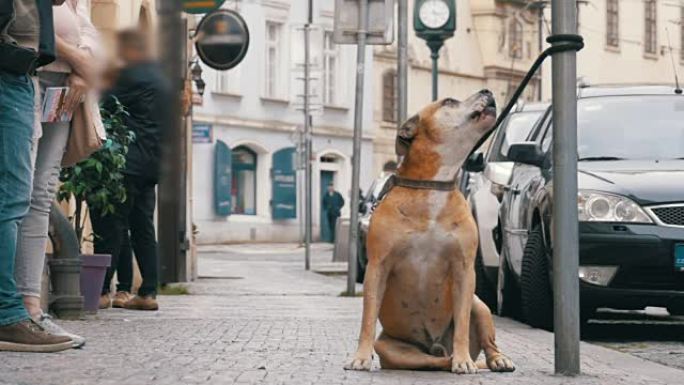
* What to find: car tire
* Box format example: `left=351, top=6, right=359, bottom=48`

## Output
left=497, top=249, right=521, bottom=319
left=520, top=225, right=554, bottom=331
left=475, top=248, right=497, bottom=313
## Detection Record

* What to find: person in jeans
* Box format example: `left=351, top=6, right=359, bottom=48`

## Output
left=95, top=29, right=170, bottom=311
left=13, top=0, right=100, bottom=348
left=0, top=0, right=73, bottom=353
left=322, top=183, right=345, bottom=243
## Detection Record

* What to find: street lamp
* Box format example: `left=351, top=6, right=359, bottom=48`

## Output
left=414, top=0, right=456, bottom=101
left=190, top=60, right=206, bottom=96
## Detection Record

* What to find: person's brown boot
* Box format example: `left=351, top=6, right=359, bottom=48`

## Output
left=99, top=294, right=112, bottom=309
left=0, top=319, right=73, bottom=353
left=112, top=291, right=133, bottom=308
left=123, top=295, right=158, bottom=311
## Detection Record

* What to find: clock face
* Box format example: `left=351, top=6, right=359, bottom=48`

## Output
left=419, top=0, right=450, bottom=29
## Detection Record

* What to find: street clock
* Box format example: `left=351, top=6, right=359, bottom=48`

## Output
left=414, top=0, right=456, bottom=101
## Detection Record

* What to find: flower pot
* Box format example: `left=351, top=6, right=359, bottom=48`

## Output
left=80, top=254, right=111, bottom=313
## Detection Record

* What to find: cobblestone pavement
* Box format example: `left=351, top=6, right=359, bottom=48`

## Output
left=1, top=244, right=683, bottom=385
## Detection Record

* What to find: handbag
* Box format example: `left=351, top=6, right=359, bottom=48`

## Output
left=61, top=94, right=106, bottom=167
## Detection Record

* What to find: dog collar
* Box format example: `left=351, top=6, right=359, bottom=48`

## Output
left=389, top=175, right=457, bottom=191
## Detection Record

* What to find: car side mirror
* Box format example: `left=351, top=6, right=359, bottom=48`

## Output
left=463, top=152, right=485, bottom=173
left=507, top=142, right=545, bottom=167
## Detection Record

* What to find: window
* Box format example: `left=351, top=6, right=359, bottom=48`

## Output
left=508, top=18, right=523, bottom=59
left=382, top=70, right=398, bottom=123
left=231, top=146, right=257, bottom=215
left=644, top=0, right=657, bottom=55
left=323, top=31, right=338, bottom=105
left=265, top=21, right=282, bottom=98
left=606, top=0, right=619, bottom=47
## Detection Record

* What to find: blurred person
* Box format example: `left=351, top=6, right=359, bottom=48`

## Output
left=322, top=183, right=345, bottom=243
left=93, top=28, right=170, bottom=311
left=14, top=0, right=101, bottom=349
left=0, top=0, right=75, bottom=353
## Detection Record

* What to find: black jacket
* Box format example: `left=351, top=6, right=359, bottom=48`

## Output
left=323, top=191, right=345, bottom=217
left=105, top=62, right=171, bottom=182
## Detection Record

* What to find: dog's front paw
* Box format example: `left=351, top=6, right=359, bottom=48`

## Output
left=487, top=353, right=515, bottom=372
left=344, top=354, right=373, bottom=371
left=451, top=357, right=478, bottom=374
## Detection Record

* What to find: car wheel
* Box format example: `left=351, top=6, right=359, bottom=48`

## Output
left=475, top=247, right=497, bottom=313
left=520, top=225, right=554, bottom=331
left=497, top=249, right=521, bottom=319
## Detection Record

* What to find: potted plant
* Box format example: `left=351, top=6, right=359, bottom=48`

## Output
left=56, top=96, right=134, bottom=312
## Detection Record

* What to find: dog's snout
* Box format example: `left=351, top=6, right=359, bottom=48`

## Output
left=479, top=89, right=493, bottom=96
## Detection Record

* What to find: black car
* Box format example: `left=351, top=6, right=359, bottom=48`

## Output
left=498, top=85, right=684, bottom=330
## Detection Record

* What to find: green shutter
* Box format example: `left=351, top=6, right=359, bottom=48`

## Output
left=271, top=147, right=297, bottom=219
left=214, top=140, right=232, bottom=216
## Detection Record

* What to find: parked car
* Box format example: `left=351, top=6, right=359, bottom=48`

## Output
left=356, top=173, right=393, bottom=283
left=498, top=85, right=684, bottom=330
left=461, top=102, right=549, bottom=310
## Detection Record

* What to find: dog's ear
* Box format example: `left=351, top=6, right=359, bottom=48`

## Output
left=395, top=114, right=419, bottom=156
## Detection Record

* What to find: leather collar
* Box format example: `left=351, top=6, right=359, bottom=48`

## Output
left=389, top=174, right=457, bottom=191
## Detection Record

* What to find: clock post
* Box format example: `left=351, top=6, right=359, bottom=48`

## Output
left=414, top=0, right=456, bottom=101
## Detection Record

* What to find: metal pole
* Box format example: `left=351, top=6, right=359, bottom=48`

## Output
left=304, top=0, right=313, bottom=271
left=157, top=0, right=184, bottom=284
left=397, top=0, right=408, bottom=124
left=346, top=0, right=368, bottom=295
left=551, top=0, right=580, bottom=375
left=537, top=4, right=544, bottom=101
left=431, top=50, right=439, bottom=101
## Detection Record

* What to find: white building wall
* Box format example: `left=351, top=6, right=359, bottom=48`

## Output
left=192, top=0, right=375, bottom=244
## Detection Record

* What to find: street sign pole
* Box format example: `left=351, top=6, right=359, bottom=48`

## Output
left=397, top=0, right=408, bottom=125
left=551, top=0, right=581, bottom=376
left=157, top=0, right=185, bottom=284
left=427, top=41, right=443, bottom=101
left=346, top=0, right=369, bottom=296
left=304, top=0, right=313, bottom=271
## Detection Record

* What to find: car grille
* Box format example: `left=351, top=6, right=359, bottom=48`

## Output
left=650, top=205, right=684, bottom=227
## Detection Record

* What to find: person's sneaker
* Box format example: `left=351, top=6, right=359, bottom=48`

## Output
left=34, top=314, right=86, bottom=349
left=99, top=294, right=112, bottom=309
left=123, top=295, right=158, bottom=311
left=0, top=319, right=73, bottom=353
left=112, top=291, right=133, bottom=308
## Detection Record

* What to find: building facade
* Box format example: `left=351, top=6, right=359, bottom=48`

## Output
left=192, top=0, right=375, bottom=244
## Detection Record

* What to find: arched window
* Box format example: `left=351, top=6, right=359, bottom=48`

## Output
left=231, top=146, right=257, bottom=215
left=508, top=18, right=523, bottom=59
left=382, top=70, right=398, bottom=123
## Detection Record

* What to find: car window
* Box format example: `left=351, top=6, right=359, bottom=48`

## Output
left=488, top=110, right=545, bottom=162
left=577, top=95, right=684, bottom=160
left=528, top=108, right=552, bottom=142
left=540, top=112, right=553, bottom=153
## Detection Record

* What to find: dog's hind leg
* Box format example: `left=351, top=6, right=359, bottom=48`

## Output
left=470, top=295, right=515, bottom=372
left=374, top=332, right=451, bottom=371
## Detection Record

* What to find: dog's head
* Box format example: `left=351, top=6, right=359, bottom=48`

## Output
left=396, top=90, right=497, bottom=161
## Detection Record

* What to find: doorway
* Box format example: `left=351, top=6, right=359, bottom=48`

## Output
left=319, top=170, right=335, bottom=242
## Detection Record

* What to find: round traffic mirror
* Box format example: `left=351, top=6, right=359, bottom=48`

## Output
left=195, top=9, right=249, bottom=71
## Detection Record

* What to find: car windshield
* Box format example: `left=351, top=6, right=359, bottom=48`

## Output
left=578, top=95, right=684, bottom=160
left=499, top=111, right=544, bottom=158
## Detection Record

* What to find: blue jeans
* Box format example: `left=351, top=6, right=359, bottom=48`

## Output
left=0, top=71, right=34, bottom=326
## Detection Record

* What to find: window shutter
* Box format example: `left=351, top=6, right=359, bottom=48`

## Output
left=214, top=140, right=232, bottom=216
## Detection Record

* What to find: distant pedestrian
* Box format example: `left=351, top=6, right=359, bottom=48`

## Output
left=322, top=183, right=344, bottom=243
left=92, top=28, right=171, bottom=311
left=0, top=0, right=75, bottom=353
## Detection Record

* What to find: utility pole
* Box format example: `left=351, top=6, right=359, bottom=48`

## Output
left=550, top=0, right=581, bottom=375
left=398, top=0, right=408, bottom=124
left=346, top=0, right=369, bottom=295
left=304, top=0, right=313, bottom=271
left=157, top=0, right=186, bottom=284
left=529, top=0, right=547, bottom=101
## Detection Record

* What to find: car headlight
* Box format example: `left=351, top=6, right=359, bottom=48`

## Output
left=578, top=190, right=652, bottom=223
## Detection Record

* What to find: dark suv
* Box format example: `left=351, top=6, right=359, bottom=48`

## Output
left=498, top=85, right=684, bottom=330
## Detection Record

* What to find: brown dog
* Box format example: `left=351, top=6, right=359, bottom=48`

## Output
left=345, top=90, right=514, bottom=374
